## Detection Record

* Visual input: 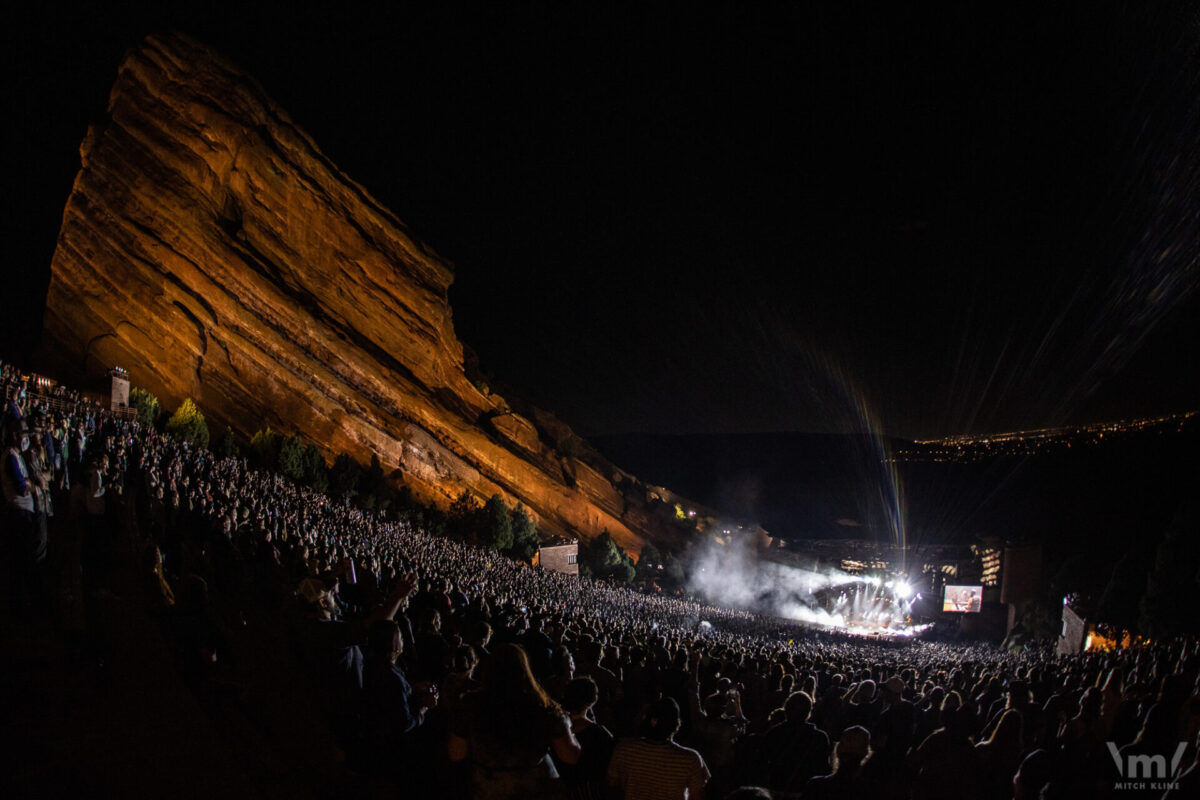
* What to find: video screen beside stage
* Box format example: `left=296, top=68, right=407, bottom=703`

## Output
left=942, top=585, right=983, bottom=613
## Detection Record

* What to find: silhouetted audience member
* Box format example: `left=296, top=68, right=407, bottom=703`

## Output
left=607, top=696, right=710, bottom=800
left=1012, top=748, right=1053, bottom=800
left=759, top=690, right=830, bottom=792
left=557, top=676, right=615, bottom=800
left=360, top=618, right=438, bottom=772
left=975, top=708, right=1024, bottom=800
left=449, top=643, right=580, bottom=799
left=805, top=725, right=874, bottom=800
left=3, top=420, right=47, bottom=609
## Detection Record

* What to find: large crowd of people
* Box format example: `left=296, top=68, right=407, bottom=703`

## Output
left=3, top=360, right=1199, bottom=799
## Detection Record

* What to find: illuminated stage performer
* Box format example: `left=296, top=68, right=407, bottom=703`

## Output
left=838, top=593, right=910, bottom=636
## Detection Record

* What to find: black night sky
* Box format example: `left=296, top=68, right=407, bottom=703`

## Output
left=7, top=3, right=1199, bottom=440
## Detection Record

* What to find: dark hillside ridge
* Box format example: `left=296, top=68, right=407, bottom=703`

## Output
left=593, top=425, right=1200, bottom=561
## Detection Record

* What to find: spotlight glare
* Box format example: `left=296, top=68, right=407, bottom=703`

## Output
left=895, top=581, right=913, bottom=599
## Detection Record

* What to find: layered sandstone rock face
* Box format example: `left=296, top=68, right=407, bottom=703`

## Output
left=42, top=33, right=697, bottom=553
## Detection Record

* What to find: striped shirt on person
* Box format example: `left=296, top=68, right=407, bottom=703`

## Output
left=606, top=737, right=710, bottom=799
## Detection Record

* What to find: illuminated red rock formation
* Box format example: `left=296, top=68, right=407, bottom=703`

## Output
left=41, top=33, right=699, bottom=554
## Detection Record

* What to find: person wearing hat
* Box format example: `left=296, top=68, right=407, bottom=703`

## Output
left=3, top=419, right=36, bottom=516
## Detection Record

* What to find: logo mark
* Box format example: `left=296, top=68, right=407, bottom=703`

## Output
left=1106, top=741, right=1187, bottom=782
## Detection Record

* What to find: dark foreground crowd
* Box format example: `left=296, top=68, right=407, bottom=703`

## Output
left=3, top=363, right=1199, bottom=799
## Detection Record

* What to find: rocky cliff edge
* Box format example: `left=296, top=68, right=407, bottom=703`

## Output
left=42, top=33, right=713, bottom=554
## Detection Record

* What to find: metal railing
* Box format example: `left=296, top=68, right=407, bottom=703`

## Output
left=3, top=382, right=137, bottom=422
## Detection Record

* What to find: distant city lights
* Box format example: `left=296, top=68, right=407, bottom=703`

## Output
left=893, top=411, right=1195, bottom=463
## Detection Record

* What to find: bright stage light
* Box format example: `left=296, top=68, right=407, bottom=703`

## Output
left=895, top=581, right=913, bottom=599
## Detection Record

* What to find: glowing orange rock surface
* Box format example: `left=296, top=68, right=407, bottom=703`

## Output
left=42, top=33, right=700, bottom=554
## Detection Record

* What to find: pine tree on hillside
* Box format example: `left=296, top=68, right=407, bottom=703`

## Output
left=480, top=494, right=513, bottom=552
left=637, top=542, right=663, bottom=582
left=216, top=426, right=239, bottom=459
left=1139, top=501, right=1200, bottom=638
left=166, top=398, right=209, bottom=448
left=250, top=427, right=281, bottom=470
left=1096, top=549, right=1150, bottom=631
left=278, top=435, right=305, bottom=482
left=507, top=505, right=539, bottom=562
left=447, top=491, right=483, bottom=541
left=302, top=444, right=328, bottom=491
left=583, top=530, right=635, bottom=584
left=129, top=387, right=160, bottom=428
left=330, top=452, right=362, bottom=500
left=360, top=453, right=385, bottom=507
left=663, top=552, right=686, bottom=589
